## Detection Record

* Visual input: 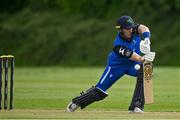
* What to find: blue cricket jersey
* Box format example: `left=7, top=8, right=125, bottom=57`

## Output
left=108, top=33, right=141, bottom=66
left=96, top=32, right=142, bottom=91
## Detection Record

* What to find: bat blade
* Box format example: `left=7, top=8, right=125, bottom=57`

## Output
left=143, top=62, right=154, bottom=104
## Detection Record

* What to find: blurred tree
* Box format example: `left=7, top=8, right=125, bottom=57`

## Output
left=0, top=0, right=27, bottom=13
left=0, top=0, right=180, bottom=66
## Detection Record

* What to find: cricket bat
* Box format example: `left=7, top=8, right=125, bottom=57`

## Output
left=143, top=61, right=154, bottom=104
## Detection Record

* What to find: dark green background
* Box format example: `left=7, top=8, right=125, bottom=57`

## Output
left=0, top=0, right=179, bottom=66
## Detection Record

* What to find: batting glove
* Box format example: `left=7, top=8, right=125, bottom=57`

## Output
left=143, top=52, right=155, bottom=62
left=140, top=38, right=151, bottom=54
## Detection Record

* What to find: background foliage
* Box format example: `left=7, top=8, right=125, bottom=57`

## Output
left=0, top=0, right=180, bottom=66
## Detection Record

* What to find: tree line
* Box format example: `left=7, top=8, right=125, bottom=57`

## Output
left=0, top=0, right=179, bottom=66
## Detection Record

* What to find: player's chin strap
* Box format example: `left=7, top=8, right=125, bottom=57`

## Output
left=128, top=64, right=145, bottom=111
left=72, top=86, right=108, bottom=109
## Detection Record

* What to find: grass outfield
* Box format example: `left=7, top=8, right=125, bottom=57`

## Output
left=0, top=67, right=180, bottom=119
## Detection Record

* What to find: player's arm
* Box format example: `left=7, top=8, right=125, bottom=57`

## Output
left=138, top=24, right=150, bottom=36
left=133, top=24, right=150, bottom=38
left=113, top=45, right=155, bottom=63
left=138, top=24, right=151, bottom=54
left=130, top=52, right=144, bottom=63
left=113, top=45, right=144, bottom=63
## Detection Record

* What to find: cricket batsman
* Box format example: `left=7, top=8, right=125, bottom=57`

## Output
left=67, top=15, right=155, bottom=113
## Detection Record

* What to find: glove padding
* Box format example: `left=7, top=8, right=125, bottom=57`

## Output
left=143, top=52, right=155, bottom=62
left=140, top=38, right=151, bottom=54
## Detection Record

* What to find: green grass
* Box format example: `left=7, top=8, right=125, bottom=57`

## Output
left=0, top=67, right=180, bottom=119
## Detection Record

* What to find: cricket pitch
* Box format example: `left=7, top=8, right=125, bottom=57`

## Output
left=0, top=109, right=180, bottom=119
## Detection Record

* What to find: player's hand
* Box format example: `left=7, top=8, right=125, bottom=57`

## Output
left=143, top=52, right=155, bottom=62
left=140, top=38, right=151, bottom=54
